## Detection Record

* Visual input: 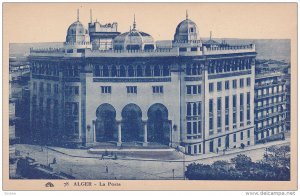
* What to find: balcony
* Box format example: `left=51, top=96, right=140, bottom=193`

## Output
left=255, top=121, right=285, bottom=133
left=255, top=91, right=286, bottom=100
left=255, top=111, right=286, bottom=121
left=255, top=102, right=286, bottom=111
left=203, top=44, right=255, bottom=55
left=255, top=81, right=285, bottom=89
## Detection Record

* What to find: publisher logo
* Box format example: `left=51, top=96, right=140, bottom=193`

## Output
left=45, top=182, right=54, bottom=187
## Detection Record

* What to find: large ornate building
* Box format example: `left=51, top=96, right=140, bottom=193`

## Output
left=28, top=11, right=257, bottom=154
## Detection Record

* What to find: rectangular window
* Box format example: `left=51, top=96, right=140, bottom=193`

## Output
left=225, top=114, right=229, bottom=126
left=193, top=122, right=197, bottom=134
left=240, top=93, right=244, bottom=106
left=247, top=109, right=250, bottom=121
left=126, top=86, right=137, bottom=94
left=73, top=86, right=79, bottom=95
left=240, top=132, right=244, bottom=140
left=233, top=95, right=237, bottom=108
left=217, top=82, right=222, bottom=91
left=247, top=92, right=250, bottom=105
left=209, top=117, right=213, bottom=130
left=198, top=102, right=202, bottom=116
left=218, top=138, right=221, bottom=147
left=54, top=84, right=59, bottom=94
left=198, top=85, right=201, bottom=94
left=217, top=116, right=221, bottom=128
left=39, top=82, right=44, bottom=93
left=187, top=85, right=201, bottom=95
left=209, top=83, right=214, bottom=92
left=101, top=86, right=112, bottom=94
left=232, top=80, right=237, bottom=89
left=33, top=82, right=37, bottom=91
left=192, top=85, right=197, bottom=94
left=187, top=103, right=191, bottom=116
left=233, top=112, right=236, bottom=124
left=240, top=110, right=244, bottom=122
left=198, top=120, right=202, bottom=134
left=187, top=85, right=192, bottom=94
left=240, top=78, right=244, bottom=88
left=225, top=96, right=229, bottom=109
left=187, top=122, right=192, bottom=134
left=225, top=80, right=230, bottom=90
left=191, top=47, right=197, bottom=51
left=217, top=97, right=222, bottom=111
left=247, top=129, right=250, bottom=138
left=209, top=99, right=213, bottom=113
left=153, top=86, right=163, bottom=94
left=233, top=134, right=237, bottom=142
left=179, top=47, right=187, bottom=52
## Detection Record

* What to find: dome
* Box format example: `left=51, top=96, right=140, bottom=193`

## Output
left=113, top=18, right=155, bottom=51
left=66, top=21, right=90, bottom=43
left=174, top=18, right=199, bottom=42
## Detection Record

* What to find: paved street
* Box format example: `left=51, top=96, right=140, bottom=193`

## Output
left=15, top=138, right=290, bottom=180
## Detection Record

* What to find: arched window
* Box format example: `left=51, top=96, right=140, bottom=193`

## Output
left=186, top=64, right=191, bottom=75
left=103, top=65, right=109, bottom=77
left=145, top=65, right=151, bottom=76
left=187, top=103, right=191, bottom=116
left=94, top=65, right=100, bottom=77
left=120, top=65, right=126, bottom=77
left=154, top=65, right=160, bottom=76
left=198, top=65, right=202, bottom=75
left=163, top=66, right=170, bottom=76
left=128, top=65, right=134, bottom=77
left=111, top=65, right=117, bottom=77
left=192, top=64, right=197, bottom=75
left=137, top=65, right=143, bottom=77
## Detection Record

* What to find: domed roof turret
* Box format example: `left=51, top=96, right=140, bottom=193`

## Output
left=113, top=16, right=156, bottom=51
left=65, top=10, right=90, bottom=44
left=174, top=12, right=199, bottom=42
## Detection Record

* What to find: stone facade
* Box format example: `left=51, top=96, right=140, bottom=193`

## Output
left=28, top=13, right=257, bottom=154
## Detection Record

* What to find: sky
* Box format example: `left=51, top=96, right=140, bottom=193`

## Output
left=3, top=3, right=297, bottom=43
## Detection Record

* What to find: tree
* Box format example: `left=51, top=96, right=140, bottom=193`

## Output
left=231, top=154, right=253, bottom=171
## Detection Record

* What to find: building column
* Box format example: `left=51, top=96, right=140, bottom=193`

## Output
left=159, top=65, right=163, bottom=76
left=168, top=120, right=173, bottom=147
left=143, top=121, right=148, bottom=146
left=93, top=120, right=96, bottom=143
left=117, top=121, right=122, bottom=146
left=142, top=66, right=146, bottom=76
left=150, top=66, right=154, bottom=76
left=133, top=65, right=137, bottom=77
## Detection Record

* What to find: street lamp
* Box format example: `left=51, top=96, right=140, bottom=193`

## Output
left=172, top=169, right=175, bottom=180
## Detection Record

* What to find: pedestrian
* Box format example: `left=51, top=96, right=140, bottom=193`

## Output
left=223, top=149, right=225, bottom=155
left=216, top=148, right=219, bottom=154
left=52, top=157, right=56, bottom=164
left=106, top=166, right=108, bottom=173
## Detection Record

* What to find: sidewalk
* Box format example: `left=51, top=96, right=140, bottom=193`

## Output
left=184, top=138, right=290, bottom=163
left=41, top=138, right=290, bottom=163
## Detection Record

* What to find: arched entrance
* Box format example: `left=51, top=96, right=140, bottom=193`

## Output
left=95, top=104, right=117, bottom=142
left=147, top=103, right=170, bottom=144
left=121, top=104, right=143, bottom=142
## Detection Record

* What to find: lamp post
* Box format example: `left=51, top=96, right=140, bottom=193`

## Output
left=172, top=169, right=175, bottom=180
left=183, top=151, right=186, bottom=180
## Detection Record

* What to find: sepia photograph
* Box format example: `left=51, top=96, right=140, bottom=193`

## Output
left=3, top=2, right=297, bottom=191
